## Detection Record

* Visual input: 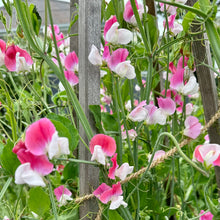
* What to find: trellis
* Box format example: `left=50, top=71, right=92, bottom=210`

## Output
left=70, top=0, right=220, bottom=218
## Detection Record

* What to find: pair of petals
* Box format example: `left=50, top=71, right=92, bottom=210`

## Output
left=90, top=134, right=116, bottom=165
left=93, top=182, right=127, bottom=210
left=108, top=154, right=134, bottom=180
left=54, top=185, right=73, bottom=206
left=104, top=15, right=132, bottom=45
left=48, top=25, right=64, bottom=47
left=183, top=116, right=201, bottom=139
left=163, top=14, right=183, bottom=35
left=193, top=144, right=220, bottom=167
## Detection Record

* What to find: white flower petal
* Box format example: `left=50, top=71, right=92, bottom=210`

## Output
left=88, top=44, right=102, bottom=66
left=117, top=29, right=133, bottom=45
left=48, top=131, right=59, bottom=159
left=109, top=196, right=127, bottom=210
left=91, top=145, right=106, bottom=165
left=115, top=61, right=135, bottom=79
left=15, top=163, right=46, bottom=187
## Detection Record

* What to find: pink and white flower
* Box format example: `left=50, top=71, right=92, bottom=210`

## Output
left=193, top=144, right=220, bottom=167
left=25, top=118, right=69, bottom=159
left=107, top=48, right=135, bottom=79
left=54, top=185, right=73, bottom=206
left=157, top=97, right=176, bottom=117
left=64, top=51, right=78, bottom=72
left=123, top=0, right=147, bottom=25
left=108, top=153, right=134, bottom=180
left=93, top=182, right=127, bottom=210
left=59, top=70, right=79, bottom=91
left=183, top=116, right=201, bottom=139
left=121, top=127, right=137, bottom=141
left=164, top=14, right=183, bottom=35
left=104, top=15, right=132, bottom=45
left=4, top=45, right=33, bottom=72
left=90, top=134, right=116, bottom=165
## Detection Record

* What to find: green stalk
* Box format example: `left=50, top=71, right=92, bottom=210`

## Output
left=144, top=56, right=153, bottom=103
left=0, top=177, right=13, bottom=202
left=56, top=158, right=98, bottom=165
left=115, top=77, right=134, bottom=165
left=111, top=75, right=123, bottom=164
left=47, top=177, right=58, bottom=220
left=130, top=0, right=150, bottom=52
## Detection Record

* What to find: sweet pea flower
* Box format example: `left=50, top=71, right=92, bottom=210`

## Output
left=54, top=185, right=73, bottom=206
left=193, top=144, right=220, bottom=167
left=3, top=216, right=10, bottom=220
left=108, top=153, right=134, bottom=180
left=88, top=44, right=103, bottom=66
left=0, top=39, right=6, bottom=66
left=4, top=45, right=33, bottom=72
left=128, top=100, right=148, bottom=122
left=199, top=210, right=213, bottom=220
left=93, top=182, right=127, bottom=210
left=163, top=14, right=183, bottom=35
left=159, top=1, right=177, bottom=15
left=148, top=150, right=166, bottom=162
left=107, top=48, right=135, bottom=79
left=25, top=118, right=69, bottom=159
left=204, top=134, right=210, bottom=144
left=123, top=0, right=147, bottom=25
left=183, top=116, right=201, bottom=139
left=90, top=134, right=116, bottom=165
left=104, top=15, right=132, bottom=45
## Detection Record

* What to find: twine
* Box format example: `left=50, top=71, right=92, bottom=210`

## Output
left=75, top=108, right=220, bottom=205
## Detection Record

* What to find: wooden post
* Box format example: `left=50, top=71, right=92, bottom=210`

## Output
left=78, top=0, right=101, bottom=219
left=187, top=0, right=220, bottom=195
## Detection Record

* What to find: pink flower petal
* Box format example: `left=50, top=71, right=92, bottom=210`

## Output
left=13, top=141, right=53, bottom=176
left=25, top=118, right=56, bottom=156
left=148, top=150, right=166, bottom=162
left=170, top=68, right=184, bottom=90
left=157, top=97, right=176, bottom=116
left=89, top=134, right=116, bottom=157
left=193, top=145, right=204, bottom=163
left=93, top=183, right=111, bottom=198
left=104, top=15, right=117, bottom=39
left=199, top=210, right=213, bottom=220
left=108, top=154, right=119, bottom=179
left=183, top=116, right=201, bottom=139
left=115, top=163, right=134, bottom=180
left=65, top=51, right=78, bottom=72
left=4, top=45, right=17, bottom=71
left=128, top=100, right=148, bottom=122
left=123, top=0, right=138, bottom=22
left=107, top=48, right=129, bottom=71
left=64, top=70, right=79, bottom=86
left=99, top=182, right=122, bottom=204
left=0, top=39, right=6, bottom=53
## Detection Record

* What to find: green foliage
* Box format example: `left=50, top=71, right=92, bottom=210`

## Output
left=28, top=187, right=50, bottom=216
left=89, top=105, right=104, bottom=133
left=47, top=113, right=79, bottom=152
left=0, top=140, right=20, bottom=175
left=29, top=4, right=42, bottom=36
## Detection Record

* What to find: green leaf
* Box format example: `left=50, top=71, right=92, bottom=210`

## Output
left=2, top=0, right=12, bottom=16
left=89, top=105, right=103, bottom=133
left=182, top=2, right=200, bottom=32
left=104, top=1, right=115, bottom=20
left=109, top=210, right=124, bottom=220
left=199, top=0, right=211, bottom=13
left=63, top=162, right=78, bottom=181
left=101, top=112, right=118, bottom=132
left=121, top=79, right=129, bottom=103
left=147, top=14, right=159, bottom=51
left=47, top=113, right=79, bottom=152
left=28, top=187, right=50, bottom=216
left=0, top=140, right=20, bottom=175
left=29, top=4, right=42, bottom=36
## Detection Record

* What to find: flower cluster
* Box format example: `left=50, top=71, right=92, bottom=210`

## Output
left=90, top=134, right=133, bottom=209
left=13, top=118, right=69, bottom=187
